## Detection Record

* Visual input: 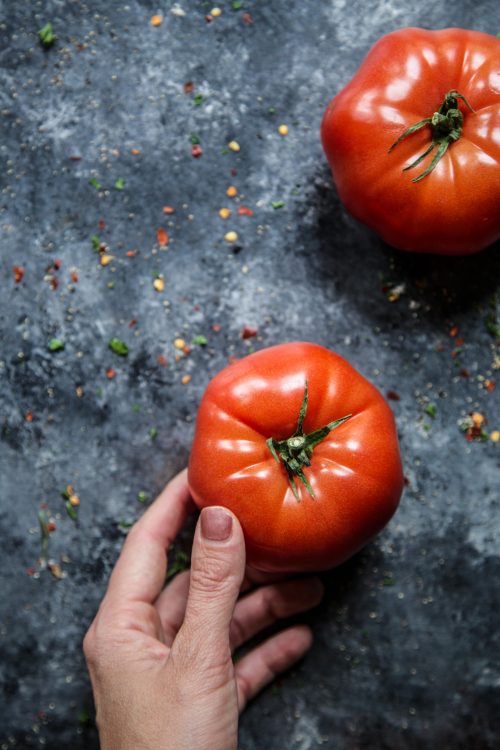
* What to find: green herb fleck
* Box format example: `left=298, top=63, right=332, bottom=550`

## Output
left=267, top=107, right=276, bottom=114
left=424, top=404, right=437, bottom=418
left=382, top=576, right=395, bottom=586
left=118, top=519, right=134, bottom=530
left=220, top=148, right=229, bottom=155
left=192, top=335, right=207, bottom=346
left=65, top=501, right=78, bottom=522
left=166, top=547, right=190, bottom=581
left=107, top=281, right=115, bottom=289
left=48, top=338, right=65, bottom=352
left=132, top=403, right=141, bottom=412
left=193, top=94, right=203, bottom=107
left=39, top=23, right=56, bottom=47
left=137, top=491, right=149, bottom=503
left=114, top=177, right=125, bottom=190
left=108, top=338, right=129, bottom=356
left=232, top=1, right=243, bottom=9
left=190, top=132, right=200, bottom=145
left=423, top=423, right=432, bottom=432
left=88, top=178, right=102, bottom=190
left=149, top=426, right=158, bottom=441
left=91, top=234, right=101, bottom=251
left=271, top=200, right=285, bottom=209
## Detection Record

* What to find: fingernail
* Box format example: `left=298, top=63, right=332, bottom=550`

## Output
left=201, top=507, right=233, bottom=542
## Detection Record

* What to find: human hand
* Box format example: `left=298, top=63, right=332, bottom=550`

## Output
left=83, top=469, right=324, bottom=750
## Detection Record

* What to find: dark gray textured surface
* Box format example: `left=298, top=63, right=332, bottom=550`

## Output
left=1, top=1, right=499, bottom=748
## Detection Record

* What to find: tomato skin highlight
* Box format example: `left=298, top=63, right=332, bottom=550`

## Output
left=321, top=28, right=500, bottom=255
left=188, top=343, right=404, bottom=572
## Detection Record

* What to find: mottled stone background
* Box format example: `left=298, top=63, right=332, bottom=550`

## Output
left=1, top=1, right=499, bottom=748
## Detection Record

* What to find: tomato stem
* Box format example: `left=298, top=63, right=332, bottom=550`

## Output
left=388, top=90, right=475, bottom=182
left=267, top=381, right=351, bottom=501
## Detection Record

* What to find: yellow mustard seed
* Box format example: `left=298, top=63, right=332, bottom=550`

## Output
left=228, top=140, right=240, bottom=152
left=219, top=207, right=231, bottom=219
left=153, top=277, right=165, bottom=292
left=226, top=185, right=237, bottom=198
left=224, top=231, right=238, bottom=243
left=278, top=124, right=289, bottom=136
left=181, top=374, right=192, bottom=385
left=210, top=7, right=222, bottom=16
left=174, top=338, right=186, bottom=350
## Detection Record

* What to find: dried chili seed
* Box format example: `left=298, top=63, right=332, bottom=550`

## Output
left=449, top=325, right=459, bottom=337
left=126, top=250, right=137, bottom=257
left=163, top=205, right=175, bottom=214
left=156, top=355, right=168, bottom=366
left=219, top=208, right=231, bottom=219
left=70, top=271, right=79, bottom=283
left=243, top=12, right=253, bottom=24
left=184, top=81, right=194, bottom=94
left=191, top=144, right=203, bottom=158
left=226, top=185, right=237, bottom=197
left=25, top=411, right=34, bottom=422
left=106, top=368, right=116, bottom=379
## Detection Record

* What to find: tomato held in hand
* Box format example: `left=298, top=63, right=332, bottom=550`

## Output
left=188, top=343, right=404, bottom=572
left=321, top=28, right=500, bottom=255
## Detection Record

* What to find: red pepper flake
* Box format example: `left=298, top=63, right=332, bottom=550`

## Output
left=12, top=266, right=25, bottom=283
left=47, top=522, right=57, bottom=533
left=484, top=379, right=496, bottom=393
left=241, top=325, right=258, bottom=339
left=191, top=144, right=203, bottom=158
left=53, top=259, right=62, bottom=270
left=212, top=323, right=221, bottom=332
left=98, top=218, right=106, bottom=231
left=449, top=325, right=459, bottom=337
left=184, top=81, right=194, bottom=94
left=243, top=12, right=253, bottom=24
left=26, top=567, right=36, bottom=577
left=50, top=277, right=59, bottom=290
left=69, top=155, right=82, bottom=161
left=454, top=337, right=464, bottom=347
left=156, top=228, right=169, bottom=246
left=128, top=319, right=137, bottom=328
left=70, top=271, right=79, bottom=283
left=459, top=368, right=470, bottom=378
left=386, top=390, right=400, bottom=401
left=156, top=354, right=168, bottom=366
left=25, top=411, right=34, bottom=422
left=230, top=168, right=238, bottom=177
left=237, top=206, right=254, bottom=217
left=131, top=148, right=141, bottom=155
left=205, top=14, right=213, bottom=23
left=182, top=345, right=192, bottom=355
left=163, top=205, right=175, bottom=214
left=106, top=367, right=116, bottom=379
left=126, top=250, right=137, bottom=257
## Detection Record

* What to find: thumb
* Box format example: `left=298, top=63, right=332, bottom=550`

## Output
left=176, top=506, right=246, bottom=658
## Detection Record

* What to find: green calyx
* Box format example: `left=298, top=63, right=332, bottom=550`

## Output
left=267, top=381, right=351, bottom=501
left=388, top=90, right=475, bottom=182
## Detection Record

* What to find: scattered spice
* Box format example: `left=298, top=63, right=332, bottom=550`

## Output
left=226, top=185, right=238, bottom=198
left=271, top=200, right=285, bottom=209
left=241, top=325, right=258, bottom=339
left=491, top=431, right=500, bottom=443
left=131, top=148, right=141, bottom=155
left=100, top=254, right=114, bottom=266
left=278, top=124, right=289, bottom=136
left=138, top=491, right=149, bottom=503
left=484, top=379, right=496, bottom=393
left=25, top=411, right=34, bottom=422
left=224, top=231, right=238, bottom=243
left=114, top=177, right=125, bottom=190
left=106, top=367, right=116, bottom=379
left=70, top=270, right=79, bottom=283
left=193, top=93, right=203, bottom=107
left=163, top=205, right=175, bottom=214
left=13, top=266, right=25, bottom=283
left=156, top=354, right=168, bottom=366
left=156, top=228, right=169, bottom=246
left=232, top=1, right=243, bottom=9
left=191, top=144, right=203, bottom=158
left=219, top=208, right=231, bottom=219
left=184, top=81, right=194, bottom=94
left=192, top=335, right=207, bottom=346
left=460, top=412, right=489, bottom=442
left=88, top=178, right=102, bottom=190
left=211, top=7, right=222, bottom=16
left=126, top=250, right=137, bottom=257
left=228, top=141, right=240, bottom=152
left=108, top=338, right=129, bottom=356
left=212, top=323, right=221, bottom=332
left=153, top=276, right=165, bottom=292
left=39, top=23, right=56, bottom=47
left=181, top=374, right=192, bottom=385
left=242, top=12, right=253, bottom=24
left=149, top=427, right=158, bottom=440
left=150, top=14, right=163, bottom=26
left=174, top=338, right=186, bottom=350
left=424, top=404, right=437, bottom=418
left=48, top=338, right=65, bottom=352
left=75, top=386, right=84, bottom=397
left=386, top=390, right=400, bottom=401
left=237, top=206, right=254, bottom=216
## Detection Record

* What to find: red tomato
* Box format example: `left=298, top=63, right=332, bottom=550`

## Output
left=321, top=28, right=500, bottom=255
left=188, top=343, right=404, bottom=572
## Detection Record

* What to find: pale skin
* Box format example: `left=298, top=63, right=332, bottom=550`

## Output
left=84, top=469, right=324, bottom=750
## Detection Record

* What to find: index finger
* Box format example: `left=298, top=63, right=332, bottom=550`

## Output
left=105, top=468, right=194, bottom=606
